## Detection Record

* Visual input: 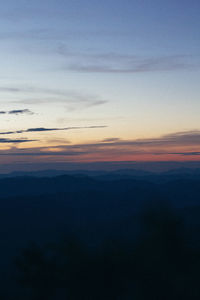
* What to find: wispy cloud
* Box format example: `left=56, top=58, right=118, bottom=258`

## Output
left=67, top=57, right=196, bottom=73
left=163, top=152, right=200, bottom=156
left=58, top=48, right=199, bottom=73
left=0, top=125, right=107, bottom=136
left=1, top=130, right=200, bottom=157
left=0, top=85, right=108, bottom=109
left=101, top=138, right=121, bottom=143
left=0, top=138, right=35, bottom=144
left=66, top=130, right=200, bottom=149
left=1, top=28, right=196, bottom=74
left=0, top=109, right=34, bottom=115
left=0, top=150, right=85, bottom=156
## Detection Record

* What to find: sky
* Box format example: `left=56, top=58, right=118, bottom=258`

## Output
left=0, top=0, right=200, bottom=171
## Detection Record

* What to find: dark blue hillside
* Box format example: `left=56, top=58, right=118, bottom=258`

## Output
left=0, top=174, right=199, bottom=298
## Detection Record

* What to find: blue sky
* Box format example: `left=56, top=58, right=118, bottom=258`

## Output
left=0, top=0, right=200, bottom=170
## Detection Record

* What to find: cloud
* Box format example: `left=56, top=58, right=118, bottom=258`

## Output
left=101, top=138, right=121, bottom=143
left=63, top=130, right=200, bottom=150
left=154, top=130, right=200, bottom=146
left=0, top=109, right=34, bottom=115
left=0, top=150, right=85, bottom=156
left=0, top=125, right=107, bottom=135
left=0, top=109, right=34, bottom=116
left=1, top=28, right=196, bottom=74
left=58, top=48, right=199, bottom=73
left=164, top=152, right=200, bottom=156
left=67, top=57, right=195, bottom=73
left=97, top=130, right=200, bottom=148
left=0, top=86, right=67, bottom=95
left=0, top=85, right=108, bottom=109
left=56, top=130, right=200, bottom=154
left=0, top=138, right=35, bottom=144
left=1, top=130, right=200, bottom=158
left=83, top=100, right=108, bottom=108
left=8, top=109, right=34, bottom=115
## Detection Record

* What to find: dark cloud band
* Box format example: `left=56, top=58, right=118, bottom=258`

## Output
left=0, top=138, right=36, bottom=144
left=0, top=125, right=107, bottom=136
left=0, top=109, right=34, bottom=115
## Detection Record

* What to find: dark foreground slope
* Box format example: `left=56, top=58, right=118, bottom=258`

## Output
left=0, top=174, right=199, bottom=299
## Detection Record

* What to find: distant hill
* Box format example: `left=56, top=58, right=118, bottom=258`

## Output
left=1, top=167, right=200, bottom=181
left=0, top=173, right=199, bottom=297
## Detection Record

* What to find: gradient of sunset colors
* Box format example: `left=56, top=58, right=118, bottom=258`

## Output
left=0, top=0, right=200, bottom=171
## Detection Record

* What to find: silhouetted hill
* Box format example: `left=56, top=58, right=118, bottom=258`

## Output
left=0, top=175, right=199, bottom=259
left=1, top=167, right=200, bottom=182
left=0, top=174, right=199, bottom=298
left=0, top=174, right=200, bottom=206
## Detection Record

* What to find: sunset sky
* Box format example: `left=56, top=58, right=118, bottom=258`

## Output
left=0, top=0, right=200, bottom=171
